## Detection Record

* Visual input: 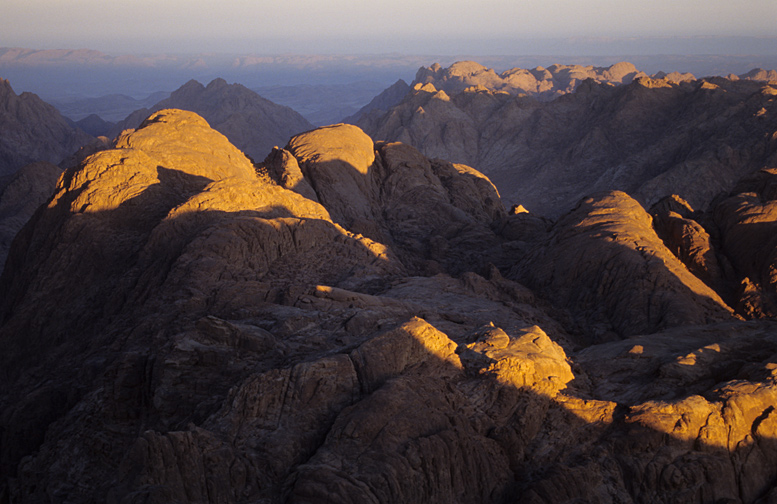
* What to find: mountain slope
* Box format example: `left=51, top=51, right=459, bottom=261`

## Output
left=412, top=60, right=646, bottom=99
left=0, top=161, right=61, bottom=269
left=0, top=78, right=93, bottom=176
left=3, top=109, right=777, bottom=503
left=359, top=66, right=777, bottom=218
left=111, top=78, right=314, bottom=161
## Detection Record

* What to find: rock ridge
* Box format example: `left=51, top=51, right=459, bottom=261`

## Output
left=2, top=108, right=777, bottom=503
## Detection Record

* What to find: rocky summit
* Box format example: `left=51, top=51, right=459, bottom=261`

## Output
left=0, top=78, right=93, bottom=177
left=2, top=108, right=777, bottom=504
left=110, top=78, right=314, bottom=162
left=358, top=63, right=777, bottom=219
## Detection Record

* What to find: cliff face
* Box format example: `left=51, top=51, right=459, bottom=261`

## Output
left=110, top=78, right=314, bottom=161
left=0, top=161, right=62, bottom=270
left=0, top=78, right=93, bottom=176
left=2, top=109, right=777, bottom=503
left=359, top=65, right=777, bottom=219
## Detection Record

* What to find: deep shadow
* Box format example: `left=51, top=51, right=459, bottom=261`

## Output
left=1, top=121, right=777, bottom=504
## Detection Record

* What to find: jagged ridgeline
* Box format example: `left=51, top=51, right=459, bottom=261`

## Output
left=0, top=78, right=93, bottom=177
left=356, top=61, right=777, bottom=219
left=2, top=104, right=777, bottom=503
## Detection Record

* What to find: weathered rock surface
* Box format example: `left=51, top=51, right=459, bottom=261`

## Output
left=650, top=194, right=731, bottom=299
left=360, top=63, right=777, bottom=218
left=2, top=108, right=777, bottom=504
left=111, top=78, right=314, bottom=161
left=512, top=191, right=734, bottom=344
left=0, top=161, right=61, bottom=271
left=280, top=124, right=506, bottom=274
left=714, top=167, right=777, bottom=317
left=0, top=78, right=93, bottom=176
left=413, top=60, right=646, bottom=99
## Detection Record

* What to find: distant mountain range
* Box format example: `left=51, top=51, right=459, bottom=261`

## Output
left=357, top=61, right=777, bottom=217
left=3, top=45, right=777, bottom=102
left=109, top=78, right=313, bottom=162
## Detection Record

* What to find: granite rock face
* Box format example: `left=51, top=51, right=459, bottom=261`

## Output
left=359, top=63, right=777, bottom=218
left=110, top=78, right=314, bottom=161
left=3, top=108, right=777, bottom=504
left=512, top=191, right=734, bottom=344
left=0, top=161, right=62, bottom=271
left=0, top=78, right=93, bottom=176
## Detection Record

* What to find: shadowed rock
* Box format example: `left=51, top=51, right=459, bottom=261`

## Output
left=0, top=78, right=93, bottom=176
left=3, top=109, right=777, bottom=504
left=360, top=66, right=777, bottom=218
left=512, top=191, right=734, bottom=344
left=0, top=161, right=61, bottom=271
left=110, top=78, right=314, bottom=161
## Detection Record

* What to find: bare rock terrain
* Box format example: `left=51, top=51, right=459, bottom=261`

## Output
left=359, top=63, right=777, bottom=218
left=0, top=78, right=93, bottom=176
left=0, top=161, right=62, bottom=269
left=413, top=60, right=646, bottom=99
left=2, top=108, right=777, bottom=504
left=111, top=78, right=314, bottom=161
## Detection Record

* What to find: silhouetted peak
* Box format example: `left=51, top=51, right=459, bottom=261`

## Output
left=389, top=78, right=408, bottom=89
left=175, top=79, right=206, bottom=94
left=0, top=77, right=93, bottom=176
left=206, top=77, right=229, bottom=90
left=0, top=78, right=14, bottom=96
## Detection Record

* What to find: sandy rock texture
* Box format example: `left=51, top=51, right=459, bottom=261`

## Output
left=2, top=109, right=777, bottom=504
left=512, top=191, right=734, bottom=344
left=111, top=78, right=314, bottom=161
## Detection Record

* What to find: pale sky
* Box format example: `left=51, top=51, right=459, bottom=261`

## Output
left=2, top=0, right=776, bottom=54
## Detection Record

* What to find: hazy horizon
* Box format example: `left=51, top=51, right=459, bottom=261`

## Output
left=3, top=0, right=777, bottom=56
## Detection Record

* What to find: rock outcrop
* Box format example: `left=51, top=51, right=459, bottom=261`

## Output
left=359, top=63, right=777, bottom=218
left=511, top=191, right=734, bottom=344
left=412, top=60, right=645, bottom=99
left=0, top=78, right=93, bottom=176
left=110, top=78, right=314, bottom=161
left=3, top=108, right=777, bottom=504
left=0, top=161, right=61, bottom=270
left=714, top=167, right=777, bottom=317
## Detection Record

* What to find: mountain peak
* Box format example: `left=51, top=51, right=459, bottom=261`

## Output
left=0, top=78, right=13, bottom=95
left=206, top=77, right=229, bottom=90
left=0, top=77, right=92, bottom=176
left=176, top=79, right=206, bottom=94
left=110, top=77, right=313, bottom=161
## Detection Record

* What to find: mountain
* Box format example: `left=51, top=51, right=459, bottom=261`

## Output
left=0, top=78, right=93, bottom=176
left=343, top=78, right=411, bottom=124
left=3, top=108, right=777, bottom=502
left=110, top=78, right=314, bottom=161
left=50, top=91, right=170, bottom=122
left=253, top=81, right=390, bottom=126
left=358, top=63, right=777, bottom=217
left=0, top=161, right=62, bottom=269
left=73, top=113, right=114, bottom=137
left=412, top=60, right=647, bottom=99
